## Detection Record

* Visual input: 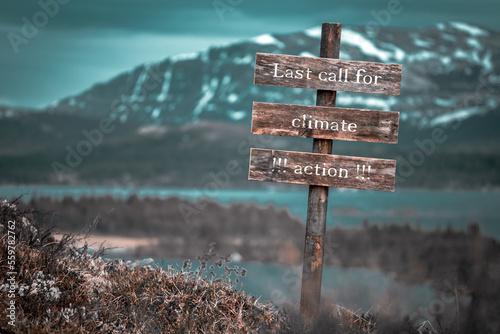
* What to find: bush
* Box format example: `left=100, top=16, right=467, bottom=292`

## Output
left=0, top=199, right=281, bottom=333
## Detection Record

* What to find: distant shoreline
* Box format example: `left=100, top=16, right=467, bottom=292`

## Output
left=5, top=186, right=500, bottom=241
left=54, top=233, right=159, bottom=253
left=2, top=184, right=500, bottom=198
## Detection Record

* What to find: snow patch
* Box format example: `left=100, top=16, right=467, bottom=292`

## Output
left=227, top=93, right=239, bottom=104
left=170, top=52, right=199, bottom=62
left=380, top=42, right=405, bottom=62
left=454, top=49, right=469, bottom=59
left=299, top=51, right=316, bottom=58
left=156, top=64, right=172, bottom=103
left=441, top=33, right=456, bottom=42
left=250, top=34, right=285, bottom=48
left=201, top=50, right=210, bottom=63
left=341, top=29, right=392, bottom=62
left=233, top=54, right=253, bottom=65
left=466, top=38, right=482, bottom=50
left=411, top=35, right=433, bottom=48
left=222, top=75, right=231, bottom=86
left=228, top=110, right=246, bottom=121
left=192, top=78, right=219, bottom=117
left=339, top=50, right=351, bottom=60
left=406, top=50, right=438, bottom=62
left=130, top=66, right=149, bottom=103
left=429, top=107, right=484, bottom=127
left=482, top=50, right=493, bottom=72
left=152, top=108, right=161, bottom=119
left=408, top=50, right=436, bottom=62
left=452, top=48, right=482, bottom=67
left=450, top=22, right=488, bottom=36
left=434, top=97, right=455, bottom=107
left=338, top=95, right=397, bottom=110
left=304, top=26, right=322, bottom=38
left=49, top=99, right=60, bottom=107
left=441, top=56, right=452, bottom=66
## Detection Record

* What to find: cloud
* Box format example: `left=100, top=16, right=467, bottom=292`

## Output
left=0, top=26, right=237, bottom=108
left=1, top=0, right=499, bottom=108
left=2, top=1, right=234, bottom=35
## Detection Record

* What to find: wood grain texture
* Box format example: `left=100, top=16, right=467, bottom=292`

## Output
left=251, top=102, right=399, bottom=143
left=300, top=23, right=341, bottom=320
left=254, top=53, right=402, bottom=96
left=248, top=148, right=396, bottom=192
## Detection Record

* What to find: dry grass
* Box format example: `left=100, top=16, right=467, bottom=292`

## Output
left=0, top=198, right=471, bottom=334
left=0, top=199, right=281, bottom=333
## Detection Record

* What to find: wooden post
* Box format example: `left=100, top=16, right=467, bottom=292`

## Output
left=300, top=22, right=341, bottom=319
left=249, top=18, right=401, bottom=317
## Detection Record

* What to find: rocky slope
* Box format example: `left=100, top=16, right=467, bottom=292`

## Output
left=41, top=21, right=500, bottom=129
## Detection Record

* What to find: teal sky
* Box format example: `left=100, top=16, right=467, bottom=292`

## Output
left=1, top=0, right=499, bottom=108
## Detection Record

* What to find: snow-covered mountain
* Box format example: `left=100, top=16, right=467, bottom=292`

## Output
left=1, top=22, right=499, bottom=188
left=44, top=21, right=499, bottom=129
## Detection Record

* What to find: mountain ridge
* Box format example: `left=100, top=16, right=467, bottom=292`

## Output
left=1, top=21, right=499, bottom=188
left=10, top=21, right=493, bottom=129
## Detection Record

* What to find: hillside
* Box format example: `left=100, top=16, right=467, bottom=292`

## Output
left=1, top=21, right=499, bottom=189
left=3, top=197, right=500, bottom=332
left=0, top=199, right=281, bottom=333
left=42, top=22, right=500, bottom=128
left=0, top=111, right=499, bottom=188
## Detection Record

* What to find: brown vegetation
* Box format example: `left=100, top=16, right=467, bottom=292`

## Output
left=0, top=200, right=281, bottom=333
left=3, top=196, right=500, bottom=333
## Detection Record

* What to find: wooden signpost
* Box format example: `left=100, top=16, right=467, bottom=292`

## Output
left=251, top=102, right=399, bottom=144
left=249, top=149, right=397, bottom=192
left=254, top=53, right=402, bottom=95
left=247, top=23, right=403, bottom=318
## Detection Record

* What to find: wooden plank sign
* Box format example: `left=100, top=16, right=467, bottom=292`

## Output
left=251, top=102, right=399, bottom=144
left=249, top=148, right=396, bottom=192
left=254, top=53, right=402, bottom=96
left=246, top=23, right=404, bottom=319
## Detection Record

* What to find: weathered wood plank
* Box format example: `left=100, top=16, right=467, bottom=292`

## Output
left=248, top=148, right=396, bottom=192
left=300, top=22, right=340, bottom=320
left=254, top=53, right=402, bottom=95
left=251, top=102, right=399, bottom=144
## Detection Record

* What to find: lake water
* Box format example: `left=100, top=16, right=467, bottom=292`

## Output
left=2, top=185, right=480, bottom=319
left=2, top=185, right=499, bottom=239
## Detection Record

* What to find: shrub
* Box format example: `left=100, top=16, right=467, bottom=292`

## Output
left=0, top=199, right=281, bottom=333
